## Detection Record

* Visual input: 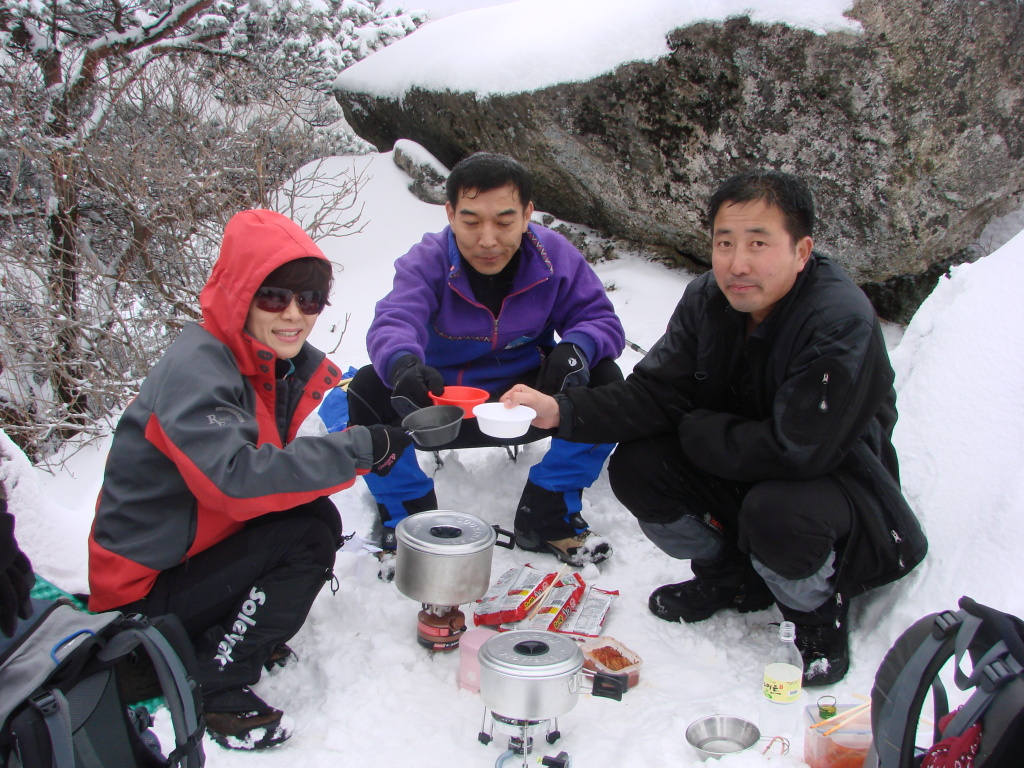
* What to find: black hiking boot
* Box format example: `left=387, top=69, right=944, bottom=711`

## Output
left=205, top=686, right=290, bottom=750
left=782, top=594, right=851, bottom=687
left=648, top=576, right=774, bottom=623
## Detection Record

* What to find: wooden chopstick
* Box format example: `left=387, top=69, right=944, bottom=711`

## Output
left=821, top=702, right=872, bottom=736
left=525, top=564, right=569, bottom=621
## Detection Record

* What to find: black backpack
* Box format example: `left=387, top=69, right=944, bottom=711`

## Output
left=867, top=595, right=1024, bottom=768
left=0, top=598, right=205, bottom=768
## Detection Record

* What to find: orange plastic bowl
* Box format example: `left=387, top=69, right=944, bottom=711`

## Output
left=429, top=386, right=489, bottom=418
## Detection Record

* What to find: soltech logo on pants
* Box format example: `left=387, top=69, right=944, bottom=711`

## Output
left=215, top=586, right=266, bottom=667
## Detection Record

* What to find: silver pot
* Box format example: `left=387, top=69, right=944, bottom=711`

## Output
left=394, top=510, right=513, bottom=606
left=478, top=630, right=626, bottom=721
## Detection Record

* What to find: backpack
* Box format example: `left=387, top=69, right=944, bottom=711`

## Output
left=0, top=598, right=205, bottom=768
left=866, top=595, right=1024, bottom=768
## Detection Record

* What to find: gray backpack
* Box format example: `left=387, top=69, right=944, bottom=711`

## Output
left=0, top=598, right=204, bottom=768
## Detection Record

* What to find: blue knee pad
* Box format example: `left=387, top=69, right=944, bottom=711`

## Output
left=362, top=449, right=434, bottom=526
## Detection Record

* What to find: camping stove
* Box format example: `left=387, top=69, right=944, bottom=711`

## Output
left=478, top=708, right=571, bottom=767
left=416, top=603, right=466, bottom=651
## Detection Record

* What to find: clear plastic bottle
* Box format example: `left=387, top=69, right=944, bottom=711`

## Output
left=759, top=621, right=804, bottom=746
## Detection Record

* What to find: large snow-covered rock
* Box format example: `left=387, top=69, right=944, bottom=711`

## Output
left=334, top=0, right=1024, bottom=319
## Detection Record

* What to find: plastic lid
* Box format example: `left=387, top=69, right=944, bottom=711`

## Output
left=478, top=630, right=583, bottom=679
left=395, top=510, right=496, bottom=556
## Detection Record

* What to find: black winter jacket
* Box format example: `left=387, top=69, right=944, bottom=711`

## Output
left=559, top=254, right=927, bottom=595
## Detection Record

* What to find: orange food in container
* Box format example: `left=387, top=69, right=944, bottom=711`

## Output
left=581, top=636, right=643, bottom=690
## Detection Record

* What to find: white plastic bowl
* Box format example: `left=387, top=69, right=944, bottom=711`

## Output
left=473, top=403, right=537, bottom=439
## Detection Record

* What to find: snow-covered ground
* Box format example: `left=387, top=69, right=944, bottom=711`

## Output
left=6, top=0, right=1024, bottom=765
left=6, top=146, right=1024, bottom=767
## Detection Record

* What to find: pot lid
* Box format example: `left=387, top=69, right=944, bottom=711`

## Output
left=395, top=510, right=496, bottom=556
left=478, top=630, right=583, bottom=678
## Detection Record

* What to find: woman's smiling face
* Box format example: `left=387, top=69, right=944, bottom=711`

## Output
left=244, top=291, right=318, bottom=359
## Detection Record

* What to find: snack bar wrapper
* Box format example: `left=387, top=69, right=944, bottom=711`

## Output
left=473, top=564, right=556, bottom=626
left=499, top=572, right=586, bottom=632
left=553, top=586, right=619, bottom=639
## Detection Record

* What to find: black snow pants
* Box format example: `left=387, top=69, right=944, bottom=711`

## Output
left=117, top=497, right=340, bottom=705
left=608, top=433, right=852, bottom=611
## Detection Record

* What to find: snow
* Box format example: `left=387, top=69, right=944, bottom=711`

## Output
left=335, top=0, right=861, bottom=98
left=5, top=0, right=1024, bottom=764
left=5, top=145, right=1024, bottom=768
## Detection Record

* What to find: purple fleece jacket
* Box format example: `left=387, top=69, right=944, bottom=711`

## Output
left=367, top=224, right=625, bottom=394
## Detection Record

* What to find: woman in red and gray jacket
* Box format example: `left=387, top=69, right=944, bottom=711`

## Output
left=88, top=210, right=409, bottom=750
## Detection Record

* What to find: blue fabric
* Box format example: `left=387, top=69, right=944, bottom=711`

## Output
left=528, top=439, right=614, bottom=492
left=318, top=367, right=359, bottom=433
left=362, top=449, right=433, bottom=526
left=526, top=439, right=615, bottom=529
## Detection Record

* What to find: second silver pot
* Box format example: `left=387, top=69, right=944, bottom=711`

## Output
left=395, top=510, right=512, bottom=606
left=478, top=630, right=627, bottom=721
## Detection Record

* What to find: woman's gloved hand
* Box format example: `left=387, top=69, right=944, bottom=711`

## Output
left=367, top=425, right=413, bottom=476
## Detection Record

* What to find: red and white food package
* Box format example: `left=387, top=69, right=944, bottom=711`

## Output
left=552, top=586, right=619, bottom=639
left=500, top=572, right=586, bottom=632
left=473, top=564, right=556, bottom=626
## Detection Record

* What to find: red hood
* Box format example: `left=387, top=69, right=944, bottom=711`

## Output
left=199, top=210, right=327, bottom=374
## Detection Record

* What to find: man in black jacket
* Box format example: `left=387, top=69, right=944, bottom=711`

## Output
left=501, top=169, right=927, bottom=686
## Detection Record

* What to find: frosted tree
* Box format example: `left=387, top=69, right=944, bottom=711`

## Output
left=0, top=0, right=424, bottom=459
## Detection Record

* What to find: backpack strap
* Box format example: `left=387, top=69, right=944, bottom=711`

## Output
left=940, top=597, right=1024, bottom=747
left=98, top=623, right=205, bottom=768
left=872, top=609, right=964, bottom=768
left=26, top=688, right=75, bottom=768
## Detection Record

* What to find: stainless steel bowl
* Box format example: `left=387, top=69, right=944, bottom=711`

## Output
left=402, top=405, right=464, bottom=447
left=685, top=715, right=760, bottom=761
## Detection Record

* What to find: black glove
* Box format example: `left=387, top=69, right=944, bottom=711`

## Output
left=0, top=504, right=34, bottom=638
left=390, top=354, right=444, bottom=417
left=535, top=343, right=590, bottom=395
left=367, top=425, right=413, bottom=477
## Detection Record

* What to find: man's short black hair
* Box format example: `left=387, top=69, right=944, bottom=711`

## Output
left=707, top=168, right=815, bottom=242
left=446, top=152, right=533, bottom=209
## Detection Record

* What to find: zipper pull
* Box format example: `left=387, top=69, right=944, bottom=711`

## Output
left=818, top=372, right=829, bottom=413
left=891, top=529, right=902, bottom=544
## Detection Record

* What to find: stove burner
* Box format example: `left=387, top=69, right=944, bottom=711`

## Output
left=477, top=707, right=561, bottom=760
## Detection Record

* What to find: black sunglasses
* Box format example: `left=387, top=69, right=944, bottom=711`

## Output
left=253, top=286, right=327, bottom=316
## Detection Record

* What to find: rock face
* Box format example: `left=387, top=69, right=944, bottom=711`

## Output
left=334, top=0, right=1024, bottom=319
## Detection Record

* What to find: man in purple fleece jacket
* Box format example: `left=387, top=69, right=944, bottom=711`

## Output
left=346, top=153, right=626, bottom=572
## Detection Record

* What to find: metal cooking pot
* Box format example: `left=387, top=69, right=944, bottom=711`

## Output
left=478, top=630, right=626, bottom=721
left=395, top=510, right=513, bottom=606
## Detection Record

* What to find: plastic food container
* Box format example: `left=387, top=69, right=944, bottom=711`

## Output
left=581, top=636, right=643, bottom=689
left=803, top=703, right=872, bottom=768
left=429, top=386, right=489, bottom=418
left=473, top=403, right=536, bottom=438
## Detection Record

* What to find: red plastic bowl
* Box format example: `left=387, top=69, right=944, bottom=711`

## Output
left=429, top=386, right=489, bottom=418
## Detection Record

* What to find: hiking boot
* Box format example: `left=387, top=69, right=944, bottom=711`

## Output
left=780, top=594, right=851, bottom=687
left=372, top=526, right=398, bottom=581
left=648, top=576, right=774, bottom=623
left=205, top=687, right=291, bottom=751
left=515, top=528, right=612, bottom=567
left=795, top=619, right=850, bottom=687
left=262, top=642, right=297, bottom=672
